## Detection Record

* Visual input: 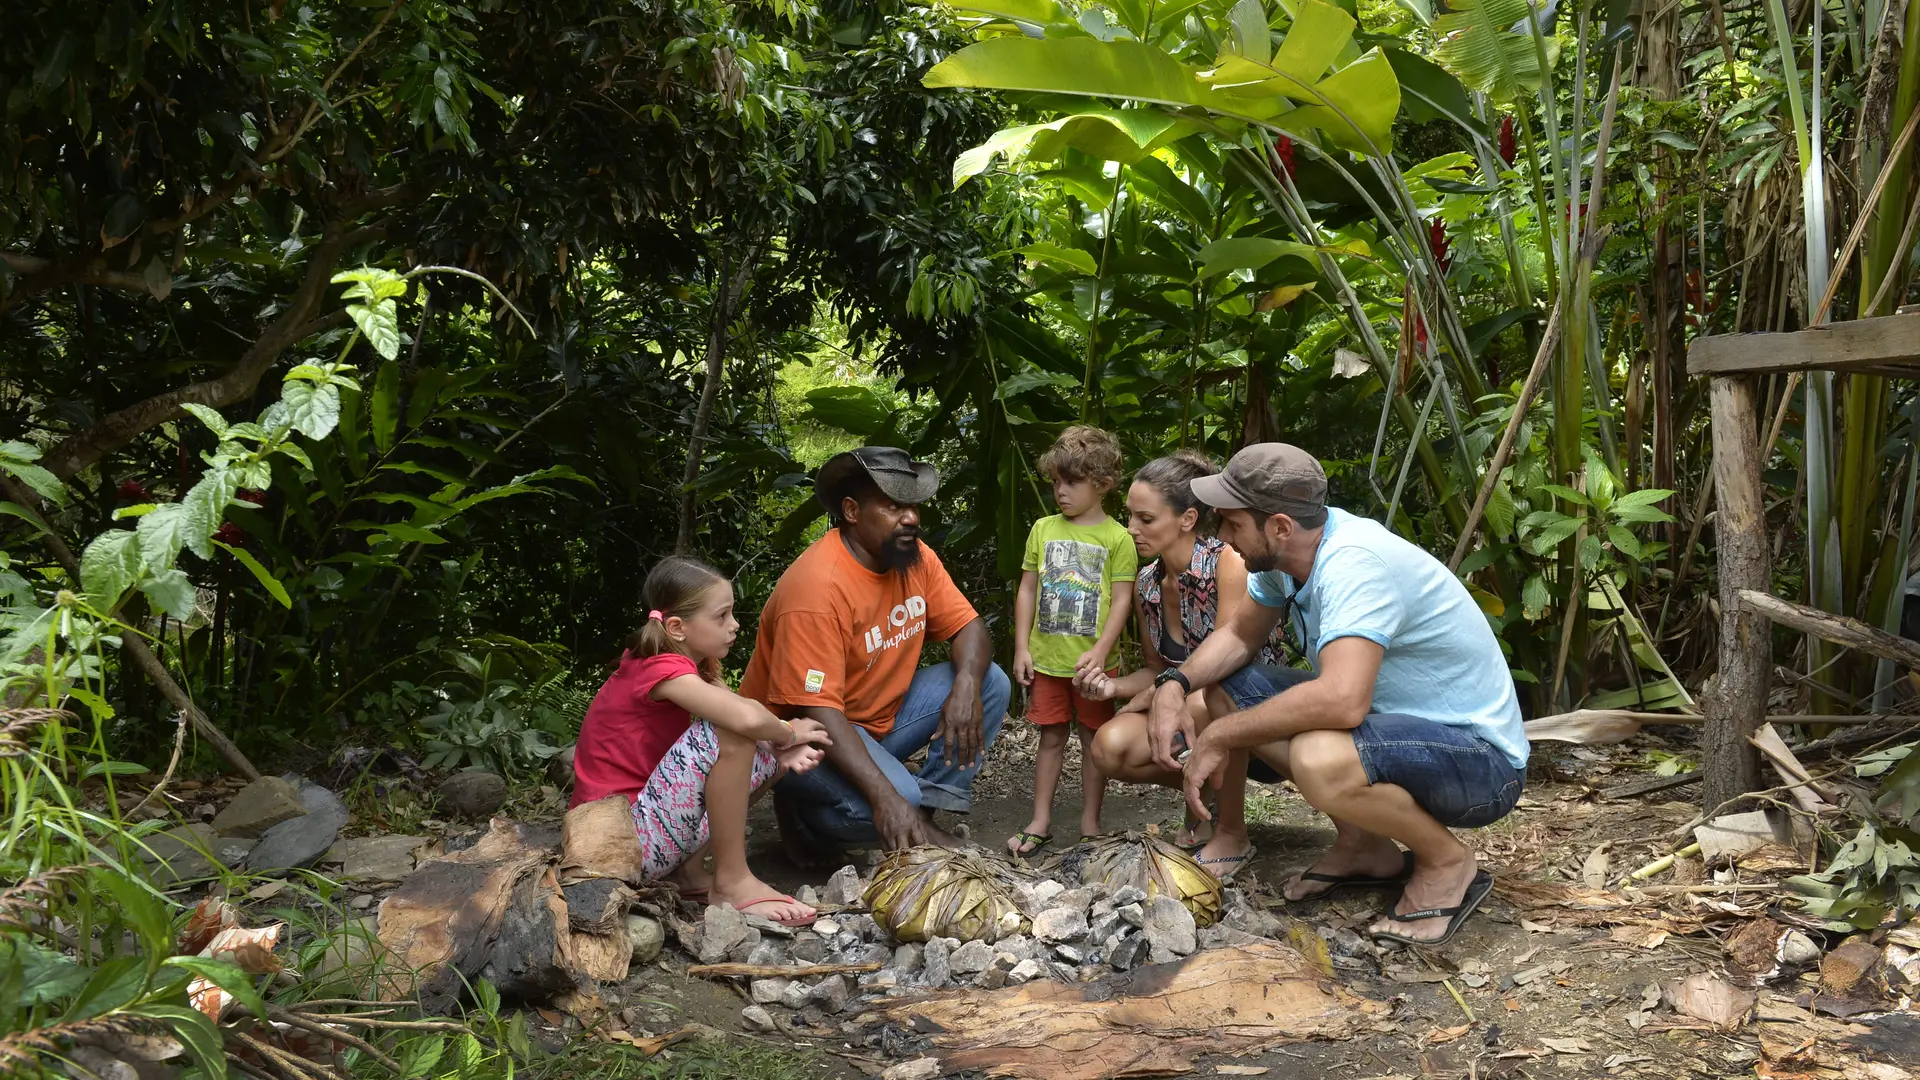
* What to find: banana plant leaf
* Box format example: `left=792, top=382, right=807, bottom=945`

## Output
left=1050, top=831, right=1222, bottom=927
left=864, top=846, right=1035, bottom=943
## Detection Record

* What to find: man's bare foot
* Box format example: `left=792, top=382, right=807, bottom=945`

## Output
left=712, top=873, right=816, bottom=926
left=1369, top=851, right=1480, bottom=943
left=1282, top=839, right=1409, bottom=902
left=773, top=792, right=844, bottom=870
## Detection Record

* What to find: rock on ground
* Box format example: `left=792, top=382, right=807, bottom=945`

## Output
left=950, top=939, right=994, bottom=975
left=699, top=905, right=756, bottom=964
left=740, top=1005, right=776, bottom=1032
left=1145, top=895, right=1198, bottom=962
left=246, top=777, right=349, bottom=872
left=211, top=776, right=309, bottom=838
left=823, top=864, right=864, bottom=905
left=1032, top=905, right=1088, bottom=943
left=811, top=974, right=852, bottom=1013
left=881, top=1059, right=942, bottom=1080
left=140, top=823, right=250, bottom=885
left=779, top=980, right=812, bottom=1009
left=323, top=834, right=422, bottom=882
left=750, top=978, right=790, bottom=1005
left=1009, top=958, right=1047, bottom=984
left=437, top=771, right=508, bottom=820
left=922, top=937, right=953, bottom=987
left=626, top=915, right=665, bottom=965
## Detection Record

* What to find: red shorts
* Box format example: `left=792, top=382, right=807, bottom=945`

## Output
left=1029, top=672, right=1115, bottom=729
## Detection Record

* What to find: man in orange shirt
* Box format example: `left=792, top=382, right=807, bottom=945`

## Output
left=742, top=447, right=1010, bottom=859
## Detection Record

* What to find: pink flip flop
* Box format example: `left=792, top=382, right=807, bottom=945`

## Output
left=734, top=894, right=817, bottom=928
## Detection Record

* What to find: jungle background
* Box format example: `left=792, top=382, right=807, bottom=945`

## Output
left=4, top=0, right=1920, bottom=1076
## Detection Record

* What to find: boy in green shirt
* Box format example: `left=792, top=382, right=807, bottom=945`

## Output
left=1008, top=426, right=1137, bottom=856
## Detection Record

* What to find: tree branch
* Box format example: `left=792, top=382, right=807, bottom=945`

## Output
left=39, top=185, right=410, bottom=482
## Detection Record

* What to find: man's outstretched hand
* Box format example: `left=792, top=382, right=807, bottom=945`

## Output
left=873, top=791, right=934, bottom=851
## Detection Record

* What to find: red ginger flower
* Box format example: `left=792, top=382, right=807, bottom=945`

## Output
left=116, top=480, right=150, bottom=503
left=1270, top=135, right=1295, bottom=180
left=212, top=522, right=247, bottom=547
left=1499, top=115, right=1517, bottom=166
left=1427, top=218, right=1452, bottom=273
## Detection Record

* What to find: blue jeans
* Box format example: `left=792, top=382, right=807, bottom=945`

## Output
left=1221, top=664, right=1524, bottom=828
left=775, top=662, right=1011, bottom=844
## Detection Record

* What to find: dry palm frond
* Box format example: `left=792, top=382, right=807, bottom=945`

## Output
left=0, top=1015, right=152, bottom=1076
left=0, top=864, right=90, bottom=931
left=0, top=709, right=69, bottom=758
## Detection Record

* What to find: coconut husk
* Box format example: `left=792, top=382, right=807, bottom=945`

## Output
left=865, top=846, right=1031, bottom=943
left=1052, top=832, right=1221, bottom=928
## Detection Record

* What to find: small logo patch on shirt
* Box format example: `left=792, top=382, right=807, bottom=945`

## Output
left=804, top=669, right=826, bottom=693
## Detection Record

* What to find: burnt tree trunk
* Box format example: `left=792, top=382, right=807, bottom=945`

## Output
left=1704, top=375, right=1770, bottom=810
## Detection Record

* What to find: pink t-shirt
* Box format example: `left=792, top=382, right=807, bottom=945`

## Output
left=569, top=652, right=700, bottom=808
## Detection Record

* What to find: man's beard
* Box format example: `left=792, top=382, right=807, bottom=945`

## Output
left=1239, top=532, right=1282, bottom=573
left=879, top=528, right=924, bottom=572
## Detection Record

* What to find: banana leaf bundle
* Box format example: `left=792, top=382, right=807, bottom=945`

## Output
left=1055, top=831, right=1221, bottom=927
left=863, top=846, right=1031, bottom=943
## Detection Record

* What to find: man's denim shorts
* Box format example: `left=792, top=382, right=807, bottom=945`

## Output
left=1221, top=664, right=1524, bottom=828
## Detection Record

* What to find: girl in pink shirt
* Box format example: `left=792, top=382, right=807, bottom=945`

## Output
left=572, top=557, right=830, bottom=926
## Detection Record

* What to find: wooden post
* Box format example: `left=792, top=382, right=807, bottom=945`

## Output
left=1703, top=376, right=1770, bottom=810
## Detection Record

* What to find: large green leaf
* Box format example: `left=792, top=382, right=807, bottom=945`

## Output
left=138, top=568, right=198, bottom=621
left=927, top=37, right=1218, bottom=112
left=283, top=380, right=343, bottom=440
left=1432, top=0, right=1554, bottom=103
left=1018, top=242, right=1099, bottom=276
left=1269, top=1, right=1352, bottom=88
left=948, top=0, right=1070, bottom=24
left=371, top=359, right=400, bottom=453
left=804, top=385, right=893, bottom=438
left=1277, top=49, right=1402, bottom=154
left=1385, top=48, right=1478, bottom=129
left=1193, top=237, right=1321, bottom=277
left=80, top=529, right=142, bottom=610
left=135, top=503, right=201, bottom=575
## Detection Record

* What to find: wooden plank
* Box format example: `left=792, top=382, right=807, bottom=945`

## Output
left=1737, top=589, right=1920, bottom=669
left=1705, top=377, right=1770, bottom=811
left=1749, top=723, right=1835, bottom=811
left=1687, top=313, right=1920, bottom=376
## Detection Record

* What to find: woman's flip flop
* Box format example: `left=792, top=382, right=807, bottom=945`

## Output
left=1006, top=830, right=1052, bottom=857
left=1197, top=845, right=1258, bottom=884
left=1286, top=850, right=1416, bottom=901
left=1368, top=870, right=1494, bottom=948
left=734, top=895, right=818, bottom=929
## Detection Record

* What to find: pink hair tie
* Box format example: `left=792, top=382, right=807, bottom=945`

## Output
left=648, top=610, right=664, bottom=622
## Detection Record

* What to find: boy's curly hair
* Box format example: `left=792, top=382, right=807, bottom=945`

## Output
left=1038, top=425, right=1124, bottom=487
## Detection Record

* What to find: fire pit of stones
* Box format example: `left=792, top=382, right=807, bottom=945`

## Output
left=709, top=860, right=1287, bottom=1034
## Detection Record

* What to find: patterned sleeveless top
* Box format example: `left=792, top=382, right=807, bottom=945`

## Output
left=1136, top=536, right=1288, bottom=667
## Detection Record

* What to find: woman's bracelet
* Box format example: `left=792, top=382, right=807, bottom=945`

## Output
left=776, top=718, right=796, bottom=748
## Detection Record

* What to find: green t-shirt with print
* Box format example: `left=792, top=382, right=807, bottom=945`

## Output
left=1021, top=513, right=1138, bottom=677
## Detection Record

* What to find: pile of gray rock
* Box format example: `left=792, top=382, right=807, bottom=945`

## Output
left=708, top=864, right=1287, bottom=1032
left=139, top=774, right=350, bottom=883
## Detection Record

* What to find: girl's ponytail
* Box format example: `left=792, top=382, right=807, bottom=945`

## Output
left=622, top=556, right=729, bottom=684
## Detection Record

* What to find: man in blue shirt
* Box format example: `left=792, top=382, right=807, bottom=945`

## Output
left=1144, top=443, right=1527, bottom=946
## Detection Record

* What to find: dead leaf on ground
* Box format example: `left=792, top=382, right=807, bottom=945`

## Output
left=1609, top=923, right=1671, bottom=950
left=1538, top=1037, right=1590, bottom=1054
left=1214, top=1066, right=1270, bottom=1076
left=1520, top=919, right=1554, bottom=933
left=606, top=1027, right=697, bottom=1056
left=1665, top=972, right=1756, bottom=1030
left=1581, top=844, right=1612, bottom=890
left=1737, top=843, right=1807, bottom=875
left=1424, top=1025, right=1471, bottom=1046
left=876, top=941, right=1386, bottom=1080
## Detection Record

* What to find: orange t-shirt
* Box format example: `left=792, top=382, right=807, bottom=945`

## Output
left=740, top=532, right=978, bottom=737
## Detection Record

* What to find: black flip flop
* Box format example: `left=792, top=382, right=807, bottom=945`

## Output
left=1287, top=850, right=1416, bottom=900
left=1369, top=870, right=1495, bottom=948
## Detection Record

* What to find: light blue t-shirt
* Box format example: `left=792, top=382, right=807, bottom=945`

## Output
left=1246, top=507, right=1528, bottom=769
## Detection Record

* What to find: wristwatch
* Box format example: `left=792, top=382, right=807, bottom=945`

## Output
left=1153, top=667, right=1192, bottom=693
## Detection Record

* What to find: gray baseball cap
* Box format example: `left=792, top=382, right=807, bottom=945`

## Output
left=1190, top=443, right=1327, bottom=519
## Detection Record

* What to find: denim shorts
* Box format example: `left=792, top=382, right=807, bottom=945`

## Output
left=1220, top=664, right=1524, bottom=828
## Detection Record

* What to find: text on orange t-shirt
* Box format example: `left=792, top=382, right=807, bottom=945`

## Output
left=739, top=532, right=978, bottom=737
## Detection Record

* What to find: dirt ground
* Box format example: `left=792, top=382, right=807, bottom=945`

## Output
left=612, top=722, right=1918, bottom=1079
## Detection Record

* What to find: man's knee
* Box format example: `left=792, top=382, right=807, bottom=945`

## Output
left=981, top=663, right=1012, bottom=718
left=1201, top=682, right=1234, bottom=722
left=1088, top=716, right=1135, bottom=774
left=1289, top=728, right=1366, bottom=801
